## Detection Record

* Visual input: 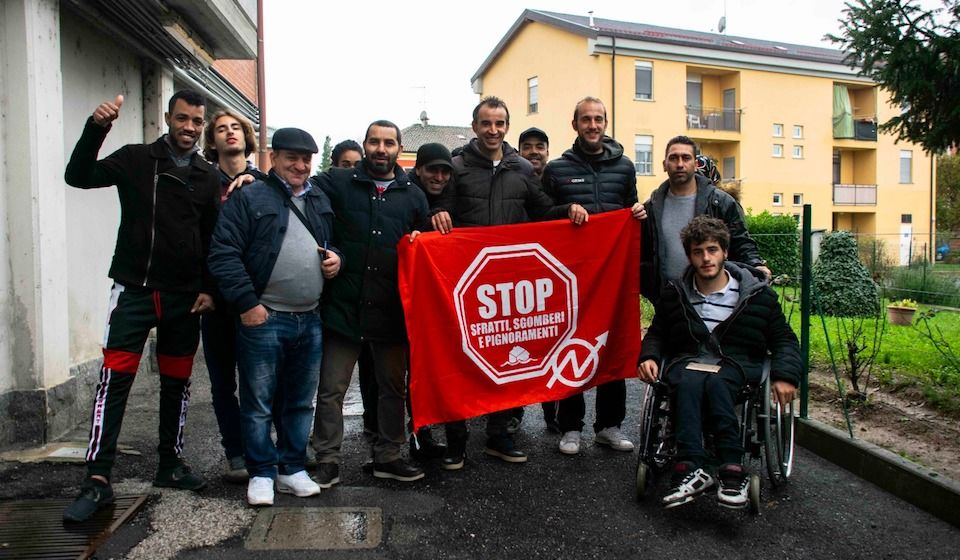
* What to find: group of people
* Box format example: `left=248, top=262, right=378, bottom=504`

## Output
left=61, top=88, right=800, bottom=522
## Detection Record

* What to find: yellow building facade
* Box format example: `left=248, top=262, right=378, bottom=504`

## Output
left=472, top=10, right=935, bottom=263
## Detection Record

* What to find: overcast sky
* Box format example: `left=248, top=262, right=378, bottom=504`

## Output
left=262, top=0, right=944, bottom=145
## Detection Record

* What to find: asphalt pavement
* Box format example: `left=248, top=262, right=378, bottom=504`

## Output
left=0, top=355, right=957, bottom=559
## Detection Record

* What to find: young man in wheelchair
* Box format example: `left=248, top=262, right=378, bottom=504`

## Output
left=636, top=216, right=800, bottom=509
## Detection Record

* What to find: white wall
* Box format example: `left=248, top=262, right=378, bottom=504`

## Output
left=60, top=9, right=144, bottom=364
left=0, top=3, right=13, bottom=394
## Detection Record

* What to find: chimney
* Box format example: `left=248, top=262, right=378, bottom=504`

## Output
left=588, top=10, right=595, bottom=28
left=419, top=110, right=429, bottom=128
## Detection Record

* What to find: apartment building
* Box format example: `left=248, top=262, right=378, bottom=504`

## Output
left=471, top=10, right=934, bottom=265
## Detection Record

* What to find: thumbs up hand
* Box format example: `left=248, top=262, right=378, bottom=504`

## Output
left=92, top=94, right=124, bottom=127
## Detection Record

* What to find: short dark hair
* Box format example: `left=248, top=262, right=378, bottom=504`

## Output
left=472, top=96, right=510, bottom=125
left=665, top=135, right=699, bottom=157
left=681, top=216, right=730, bottom=255
left=203, top=109, right=257, bottom=160
left=331, top=139, right=362, bottom=167
left=168, top=89, right=205, bottom=113
left=364, top=120, right=401, bottom=145
left=573, top=96, right=607, bottom=121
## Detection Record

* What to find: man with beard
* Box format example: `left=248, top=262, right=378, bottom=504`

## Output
left=541, top=97, right=645, bottom=456
left=62, top=90, right=218, bottom=522
left=637, top=216, right=798, bottom=509
left=641, top=136, right=767, bottom=304
left=201, top=109, right=267, bottom=483
left=312, top=120, right=430, bottom=486
left=518, top=127, right=549, bottom=177
left=432, top=97, right=587, bottom=468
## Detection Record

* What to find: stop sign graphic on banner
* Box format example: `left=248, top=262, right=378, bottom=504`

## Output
left=454, top=243, right=579, bottom=384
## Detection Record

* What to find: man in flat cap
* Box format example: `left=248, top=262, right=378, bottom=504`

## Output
left=518, top=127, right=550, bottom=178
left=208, top=127, right=343, bottom=506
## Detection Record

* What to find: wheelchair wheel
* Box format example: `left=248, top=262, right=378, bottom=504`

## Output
left=762, top=376, right=796, bottom=486
left=635, top=460, right=650, bottom=501
left=748, top=473, right=761, bottom=514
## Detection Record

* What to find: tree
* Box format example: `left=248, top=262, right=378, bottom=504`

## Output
left=828, top=0, right=960, bottom=153
left=317, top=135, right=332, bottom=174
left=937, top=153, right=960, bottom=234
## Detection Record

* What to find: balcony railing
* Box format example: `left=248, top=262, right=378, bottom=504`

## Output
left=685, top=105, right=741, bottom=132
left=833, top=183, right=877, bottom=205
left=833, top=118, right=878, bottom=141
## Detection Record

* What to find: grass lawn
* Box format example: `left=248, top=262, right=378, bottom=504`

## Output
left=779, top=287, right=960, bottom=411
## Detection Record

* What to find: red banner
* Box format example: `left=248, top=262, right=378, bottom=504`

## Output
left=398, top=209, right=641, bottom=430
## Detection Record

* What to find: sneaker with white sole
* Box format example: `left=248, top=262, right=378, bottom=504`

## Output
left=247, top=476, right=274, bottom=506
left=594, top=426, right=635, bottom=451
left=716, top=463, right=749, bottom=509
left=661, top=461, right=714, bottom=508
left=558, top=431, right=581, bottom=455
left=276, top=470, right=321, bottom=497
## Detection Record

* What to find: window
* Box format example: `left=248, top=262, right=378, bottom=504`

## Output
left=773, top=193, right=783, bottom=206
left=899, top=150, right=912, bottom=183
left=772, top=123, right=783, bottom=137
left=634, top=135, right=653, bottom=175
left=792, top=145, right=804, bottom=159
left=901, top=214, right=912, bottom=224
left=793, top=214, right=801, bottom=223
left=527, top=77, right=538, bottom=114
left=635, top=61, right=652, bottom=100
left=722, top=157, right=736, bottom=180
left=793, top=193, right=803, bottom=206
left=793, top=125, right=804, bottom=139
left=772, top=144, right=783, bottom=158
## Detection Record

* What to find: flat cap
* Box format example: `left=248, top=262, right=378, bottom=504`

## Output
left=272, top=127, right=318, bottom=153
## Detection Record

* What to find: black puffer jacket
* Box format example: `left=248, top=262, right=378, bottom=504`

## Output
left=65, top=117, right=220, bottom=293
left=639, top=262, right=801, bottom=387
left=541, top=136, right=638, bottom=213
left=641, top=174, right=762, bottom=302
left=312, top=163, right=429, bottom=342
left=434, top=139, right=569, bottom=226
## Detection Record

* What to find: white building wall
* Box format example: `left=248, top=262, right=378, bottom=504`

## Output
left=0, top=0, right=14, bottom=394
left=59, top=9, right=144, bottom=364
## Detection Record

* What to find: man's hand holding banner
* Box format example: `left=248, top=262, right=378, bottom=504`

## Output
left=398, top=209, right=641, bottom=430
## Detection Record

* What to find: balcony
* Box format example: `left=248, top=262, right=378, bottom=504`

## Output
left=834, top=118, right=878, bottom=141
left=685, top=106, right=741, bottom=132
left=833, top=183, right=877, bottom=205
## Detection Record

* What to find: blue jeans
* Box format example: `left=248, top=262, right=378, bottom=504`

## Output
left=237, top=308, right=322, bottom=479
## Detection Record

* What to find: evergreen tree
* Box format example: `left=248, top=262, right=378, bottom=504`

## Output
left=829, top=0, right=960, bottom=153
left=317, top=135, right=332, bottom=174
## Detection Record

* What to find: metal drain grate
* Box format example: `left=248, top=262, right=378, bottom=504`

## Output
left=0, top=495, right=147, bottom=559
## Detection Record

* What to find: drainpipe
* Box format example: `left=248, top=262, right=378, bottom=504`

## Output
left=929, top=153, right=935, bottom=263
left=257, top=0, right=268, bottom=167
left=611, top=35, right=616, bottom=139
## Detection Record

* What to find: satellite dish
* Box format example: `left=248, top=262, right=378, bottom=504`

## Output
left=718, top=16, right=726, bottom=33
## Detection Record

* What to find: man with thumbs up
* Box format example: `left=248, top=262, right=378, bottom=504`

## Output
left=63, top=90, right=220, bottom=522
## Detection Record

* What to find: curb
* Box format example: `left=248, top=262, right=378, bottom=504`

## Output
left=797, top=417, right=960, bottom=528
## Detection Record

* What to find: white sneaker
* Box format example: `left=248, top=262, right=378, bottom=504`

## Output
left=247, top=476, right=274, bottom=506
left=276, top=470, right=321, bottom=497
left=558, top=431, right=581, bottom=455
left=595, top=426, right=635, bottom=451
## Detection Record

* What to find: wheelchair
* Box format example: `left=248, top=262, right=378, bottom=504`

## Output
left=634, top=358, right=795, bottom=513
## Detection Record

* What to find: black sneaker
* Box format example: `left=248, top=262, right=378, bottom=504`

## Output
left=484, top=435, right=527, bottom=463
left=373, top=459, right=425, bottom=482
left=716, top=463, right=750, bottom=509
left=153, top=463, right=207, bottom=491
left=223, top=455, right=248, bottom=484
left=410, top=428, right=447, bottom=462
left=63, top=478, right=114, bottom=522
left=661, top=461, right=714, bottom=508
left=316, top=462, right=340, bottom=489
left=441, top=436, right=467, bottom=471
